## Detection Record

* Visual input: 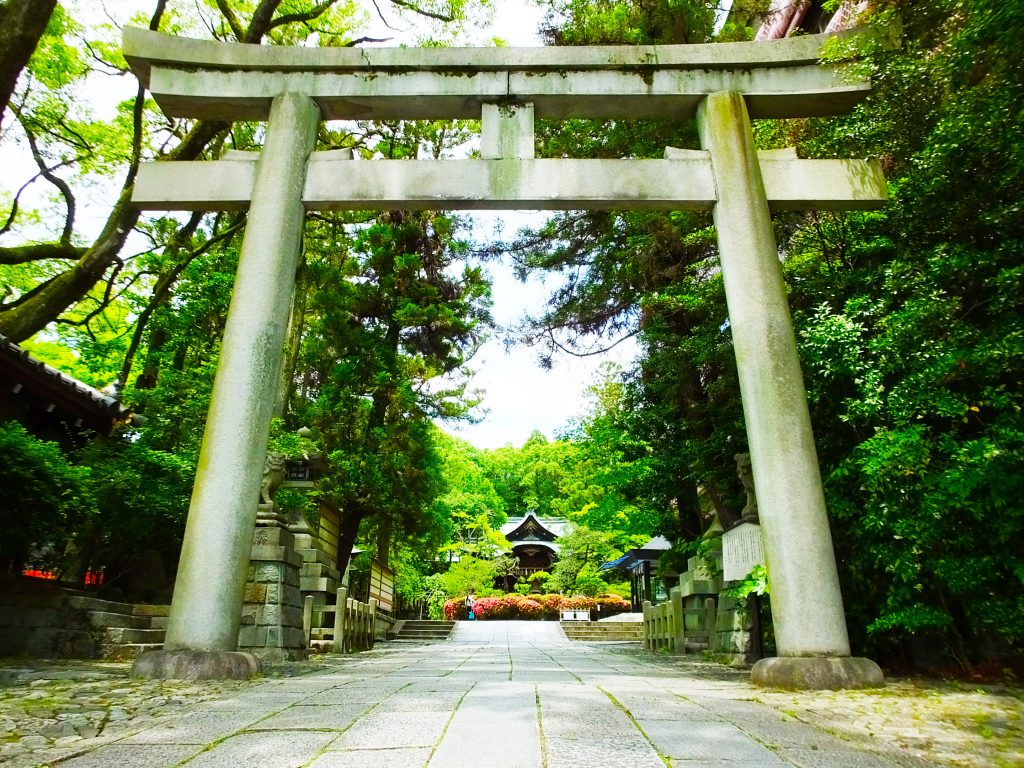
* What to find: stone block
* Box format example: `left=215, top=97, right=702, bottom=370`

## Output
left=255, top=563, right=283, bottom=583
left=130, top=650, right=261, bottom=681
left=238, top=626, right=268, bottom=647
left=282, top=605, right=303, bottom=628
left=259, top=604, right=281, bottom=625
left=751, top=656, right=884, bottom=690
left=250, top=545, right=298, bottom=563
left=132, top=603, right=171, bottom=617
left=265, top=582, right=281, bottom=604
left=282, top=588, right=304, bottom=610
left=640, top=720, right=785, bottom=763
left=300, top=577, right=338, bottom=593
left=252, top=525, right=295, bottom=549
left=679, top=579, right=721, bottom=598
left=285, top=627, right=306, bottom=647
left=50, top=743, right=202, bottom=768
left=244, top=583, right=267, bottom=603
left=309, top=748, right=431, bottom=768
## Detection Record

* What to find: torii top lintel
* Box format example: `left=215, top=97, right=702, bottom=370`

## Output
left=123, top=27, right=869, bottom=122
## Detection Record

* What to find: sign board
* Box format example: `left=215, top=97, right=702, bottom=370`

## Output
left=560, top=610, right=591, bottom=621
left=368, top=560, right=395, bottom=613
left=722, top=522, right=765, bottom=582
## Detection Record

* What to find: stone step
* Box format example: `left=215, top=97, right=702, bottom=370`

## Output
left=562, top=627, right=643, bottom=638
left=98, top=642, right=164, bottom=661
left=566, top=635, right=643, bottom=642
left=562, top=626, right=643, bottom=633
left=392, top=619, right=454, bottom=642
left=88, top=611, right=153, bottom=630
left=563, top=630, right=643, bottom=638
left=132, top=604, right=170, bottom=617
left=101, top=627, right=167, bottom=645
left=67, top=595, right=138, bottom=615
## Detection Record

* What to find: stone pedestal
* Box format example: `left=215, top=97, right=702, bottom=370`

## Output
left=289, top=504, right=341, bottom=600
left=713, top=592, right=755, bottom=660
left=677, top=547, right=723, bottom=652
left=237, top=504, right=307, bottom=661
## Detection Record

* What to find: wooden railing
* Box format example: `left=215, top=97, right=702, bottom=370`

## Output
left=642, top=590, right=716, bottom=653
left=302, top=587, right=377, bottom=653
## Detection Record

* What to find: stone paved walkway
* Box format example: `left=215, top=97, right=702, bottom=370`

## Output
left=3, top=621, right=947, bottom=768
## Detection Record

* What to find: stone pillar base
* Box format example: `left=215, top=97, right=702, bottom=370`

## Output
left=751, top=656, right=884, bottom=690
left=131, top=650, right=261, bottom=680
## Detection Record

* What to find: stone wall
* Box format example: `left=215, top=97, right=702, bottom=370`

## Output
left=0, top=589, right=98, bottom=658
left=237, top=506, right=307, bottom=661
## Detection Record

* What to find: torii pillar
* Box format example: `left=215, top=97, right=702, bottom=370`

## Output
left=132, top=92, right=320, bottom=680
left=698, top=91, right=881, bottom=688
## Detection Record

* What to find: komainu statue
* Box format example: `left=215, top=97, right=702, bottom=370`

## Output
left=260, top=451, right=286, bottom=505
left=735, top=452, right=758, bottom=523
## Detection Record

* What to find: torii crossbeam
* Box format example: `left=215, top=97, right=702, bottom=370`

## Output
left=124, top=27, right=885, bottom=689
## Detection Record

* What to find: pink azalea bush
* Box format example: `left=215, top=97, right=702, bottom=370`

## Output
left=441, top=592, right=631, bottom=621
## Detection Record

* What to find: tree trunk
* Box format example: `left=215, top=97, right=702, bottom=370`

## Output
left=0, top=121, right=227, bottom=342
left=0, top=0, right=57, bottom=130
left=0, top=187, right=139, bottom=341
left=334, top=506, right=362, bottom=582
left=0, top=0, right=284, bottom=342
left=274, top=260, right=308, bottom=420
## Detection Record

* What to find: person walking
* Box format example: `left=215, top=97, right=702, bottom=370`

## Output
left=465, top=593, right=476, bottom=620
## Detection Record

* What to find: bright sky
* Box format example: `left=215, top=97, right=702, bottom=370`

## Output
left=1, top=0, right=641, bottom=450
left=434, top=3, right=642, bottom=449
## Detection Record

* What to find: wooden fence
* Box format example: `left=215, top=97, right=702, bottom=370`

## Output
left=642, top=589, right=716, bottom=653
left=302, top=587, right=377, bottom=653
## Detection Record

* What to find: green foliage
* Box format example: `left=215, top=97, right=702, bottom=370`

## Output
left=0, top=422, right=94, bottom=572
left=548, top=525, right=616, bottom=594
left=540, top=0, right=715, bottom=45
left=439, top=555, right=502, bottom=597
left=74, top=436, right=194, bottom=584
left=778, top=0, right=1024, bottom=661
left=724, top=563, right=769, bottom=600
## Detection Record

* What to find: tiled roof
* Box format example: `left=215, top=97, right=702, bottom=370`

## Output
left=0, top=334, right=133, bottom=425
left=501, top=513, right=571, bottom=539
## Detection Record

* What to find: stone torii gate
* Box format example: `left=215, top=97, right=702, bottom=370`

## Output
left=124, top=27, right=886, bottom=688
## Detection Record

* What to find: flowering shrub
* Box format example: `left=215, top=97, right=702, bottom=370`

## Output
left=443, top=598, right=466, bottom=620
left=594, top=595, right=631, bottom=617
left=440, top=593, right=631, bottom=621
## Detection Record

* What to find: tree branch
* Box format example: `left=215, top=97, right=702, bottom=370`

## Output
left=124, top=0, right=167, bottom=187
left=214, top=0, right=245, bottom=40
left=243, top=0, right=285, bottom=43
left=117, top=212, right=246, bottom=391
left=540, top=326, right=640, bottom=359
left=370, top=0, right=402, bottom=31
left=267, top=0, right=340, bottom=31
left=0, top=242, right=86, bottom=266
left=388, top=0, right=456, bottom=23
left=21, top=120, right=76, bottom=245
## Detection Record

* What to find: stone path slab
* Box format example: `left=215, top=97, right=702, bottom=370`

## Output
left=10, top=621, right=936, bottom=768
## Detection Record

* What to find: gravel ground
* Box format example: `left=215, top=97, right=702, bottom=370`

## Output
left=0, top=660, right=256, bottom=767
left=756, top=678, right=1024, bottom=768
left=1, top=652, right=1021, bottom=768
left=601, top=646, right=1024, bottom=768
